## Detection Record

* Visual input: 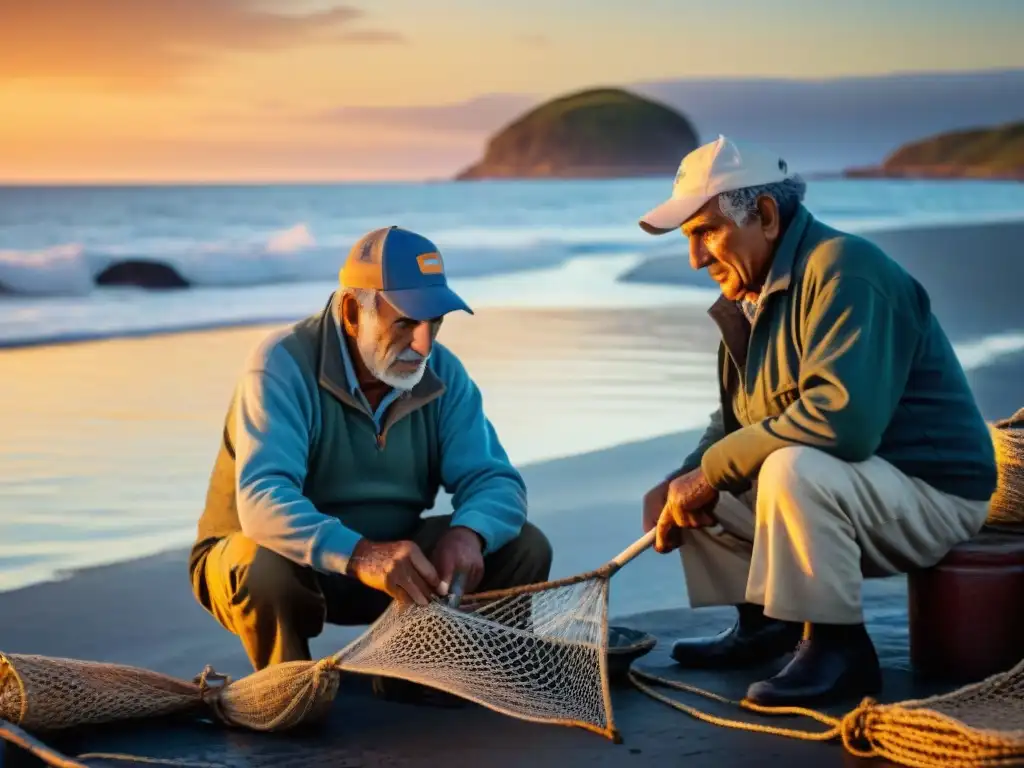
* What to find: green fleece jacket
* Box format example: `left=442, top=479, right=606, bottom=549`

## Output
left=679, top=206, right=996, bottom=502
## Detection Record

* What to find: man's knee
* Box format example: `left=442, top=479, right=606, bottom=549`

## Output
left=244, top=547, right=316, bottom=604
left=214, top=537, right=325, bottom=632
left=758, top=446, right=840, bottom=499
left=517, top=521, right=554, bottom=580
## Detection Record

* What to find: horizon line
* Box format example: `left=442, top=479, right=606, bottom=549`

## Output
left=0, top=172, right=855, bottom=188
left=5, top=64, right=1020, bottom=187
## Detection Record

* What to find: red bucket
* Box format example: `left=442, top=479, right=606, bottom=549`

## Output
left=908, top=527, right=1024, bottom=683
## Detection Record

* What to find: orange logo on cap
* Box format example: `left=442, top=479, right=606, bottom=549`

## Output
left=417, top=251, right=444, bottom=275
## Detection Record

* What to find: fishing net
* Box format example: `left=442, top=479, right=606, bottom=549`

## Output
left=0, top=531, right=657, bottom=766
left=988, top=407, right=1024, bottom=526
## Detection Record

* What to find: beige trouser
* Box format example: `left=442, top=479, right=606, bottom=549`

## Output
left=681, top=446, right=990, bottom=625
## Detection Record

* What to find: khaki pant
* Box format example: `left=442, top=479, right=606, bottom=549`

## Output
left=681, top=447, right=990, bottom=625
left=193, top=516, right=552, bottom=671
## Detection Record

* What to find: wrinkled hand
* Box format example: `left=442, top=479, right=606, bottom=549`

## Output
left=431, top=526, right=485, bottom=597
left=655, top=468, right=720, bottom=554
left=346, top=539, right=441, bottom=606
left=642, top=478, right=671, bottom=534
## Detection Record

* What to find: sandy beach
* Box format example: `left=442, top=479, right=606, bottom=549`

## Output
left=2, top=219, right=1024, bottom=766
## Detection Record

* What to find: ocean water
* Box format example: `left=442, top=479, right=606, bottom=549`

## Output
left=3, top=178, right=1024, bottom=346
left=1, top=178, right=1024, bottom=593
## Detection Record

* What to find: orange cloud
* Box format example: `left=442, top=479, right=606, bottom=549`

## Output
left=517, top=34, right=549, bottom=48
left=314, top=94, right=537, bottom=133
left=0, top=0, right=403, bottom=88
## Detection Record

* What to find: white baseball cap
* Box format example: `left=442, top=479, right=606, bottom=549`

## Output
left=639, top=135, right=794, bottom=235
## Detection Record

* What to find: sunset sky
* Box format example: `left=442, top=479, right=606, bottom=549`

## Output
left=2, top=0, right=1022, bottom=182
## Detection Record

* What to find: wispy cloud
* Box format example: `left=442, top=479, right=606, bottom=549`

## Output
left=337, top=29, right=406, bottom=44
left=517, top=34, right=549, bottom=49
left=0, top=0, right=403, bottom=87
left=314, top=93, right=538, bottom=134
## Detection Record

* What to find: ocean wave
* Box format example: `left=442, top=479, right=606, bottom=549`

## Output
left=0, top=223, right=652, bottom=297
left=0, top=244, right=95, bottom=296
left=4, top=193, right=1023, bottom=300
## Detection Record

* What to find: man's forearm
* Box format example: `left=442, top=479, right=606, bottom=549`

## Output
left=237, top=477, right=363, bottom=574
left=233, top=349, right=363, bottom=574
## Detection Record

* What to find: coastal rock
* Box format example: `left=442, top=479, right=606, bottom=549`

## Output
left=846, top=120, right=1024, bottom=180
left=456, top=88, right=699, bottom=180
left=94, top=259, right=191, bottom=289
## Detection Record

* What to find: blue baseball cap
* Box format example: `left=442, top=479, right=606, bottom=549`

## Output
left=339, top=226, right=473, bottom=321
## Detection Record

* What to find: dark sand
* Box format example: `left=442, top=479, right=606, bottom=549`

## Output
left=3, top=219, right=1024, bottom=766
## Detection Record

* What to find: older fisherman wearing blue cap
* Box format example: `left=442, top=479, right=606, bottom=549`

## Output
left=189, top=226, right=552, bottom=680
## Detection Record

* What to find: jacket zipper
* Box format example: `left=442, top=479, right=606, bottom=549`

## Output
left=374, top=389, right=444, bottom=452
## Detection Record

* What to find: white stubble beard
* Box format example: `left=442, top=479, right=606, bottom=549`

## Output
left=355, top=317, right=429, bottom=391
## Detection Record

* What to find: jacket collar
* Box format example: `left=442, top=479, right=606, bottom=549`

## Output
left=760, top=203, right=813, bottom=299
left=704, top=205, right=814, bottom=370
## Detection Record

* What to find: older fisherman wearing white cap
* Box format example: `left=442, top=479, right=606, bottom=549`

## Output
left=637, top=135, right=995, bottom=707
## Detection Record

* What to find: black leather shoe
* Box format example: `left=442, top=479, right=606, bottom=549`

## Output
left=671, top=603, right=803, bottom=669
left=744, top=622, right=882, bottom=707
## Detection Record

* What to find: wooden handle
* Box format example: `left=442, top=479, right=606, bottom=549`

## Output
left=608, top=530, right=656, bottom=570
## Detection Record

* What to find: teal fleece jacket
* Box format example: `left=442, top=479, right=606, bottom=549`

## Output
left=199, top=299, right=528, bottom=575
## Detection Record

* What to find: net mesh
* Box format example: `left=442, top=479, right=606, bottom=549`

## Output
left=0, top=654, right=341, bottom=734
left=988, top=408, right=1024, bottom=525
left=335, top=578, right=611, bottom=734
left=2, top=414, right=1024, bottom=767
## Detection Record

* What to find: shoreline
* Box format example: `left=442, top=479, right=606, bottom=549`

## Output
left=0, top=313, right=309, bottom=352
left=844, top=165, right=1024, bottom=182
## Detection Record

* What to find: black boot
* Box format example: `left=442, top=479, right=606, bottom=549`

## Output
left=744, top=622, right=882, bottom=707
left=671, top=603, right=803, bottom=669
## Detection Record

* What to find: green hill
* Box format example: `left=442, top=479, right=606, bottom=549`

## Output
left=847, top=121, right=1024, bottom=180
left=455, top=88, right=699, bottom=180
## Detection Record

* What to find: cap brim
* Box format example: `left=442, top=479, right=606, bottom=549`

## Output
left=381, top=285, right=474, bottom=322
left=638, top=194, right=710, bottom=235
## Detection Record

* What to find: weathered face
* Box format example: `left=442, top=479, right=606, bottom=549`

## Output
left=341, top=292, right=443, bottom=390
left=681, top=195, right=782, bottom=302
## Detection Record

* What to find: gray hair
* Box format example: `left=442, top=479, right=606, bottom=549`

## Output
left=337, top=286, right=378, bottom=317
left=718, top=175, right=807, bottom=227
